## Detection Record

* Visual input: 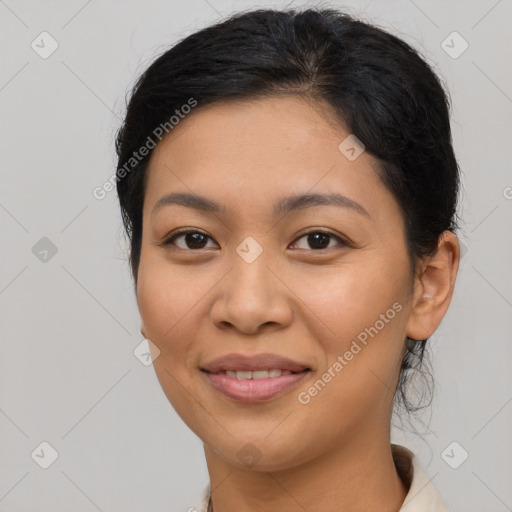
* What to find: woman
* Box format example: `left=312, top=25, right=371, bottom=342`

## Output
left=115, top=7, right=460, bottom=511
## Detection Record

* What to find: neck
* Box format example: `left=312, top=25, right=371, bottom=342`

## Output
left=204, top=434, right=408, bottom=512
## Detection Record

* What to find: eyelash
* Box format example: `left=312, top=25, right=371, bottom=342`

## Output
left=160, top=228, right=350, bottom=252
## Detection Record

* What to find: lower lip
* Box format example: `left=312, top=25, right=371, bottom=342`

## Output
left=203, top=371, right=310, bottom=402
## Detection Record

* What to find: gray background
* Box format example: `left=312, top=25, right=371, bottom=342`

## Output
left=1, top=0, right=511, bottom=510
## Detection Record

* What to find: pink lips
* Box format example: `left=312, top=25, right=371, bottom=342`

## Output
left=205, top=371, right=310, bottom=402
left=201, top=353, right=311, bottom=403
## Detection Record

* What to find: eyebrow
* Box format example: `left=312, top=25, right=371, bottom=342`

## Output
left=151, top=191, right=370, bottom=218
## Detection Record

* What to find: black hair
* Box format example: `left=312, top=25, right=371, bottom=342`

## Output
left=115, top=7, right=460, bottom=417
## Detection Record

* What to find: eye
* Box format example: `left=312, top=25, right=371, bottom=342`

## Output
left=160, top=228, right=349, bottom=252
left=290, top=230, right=348, bottom=251
left=161, top=229, right=218, bottom=250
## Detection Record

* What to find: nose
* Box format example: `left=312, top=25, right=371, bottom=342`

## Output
left=210, top=251, right=293, bottom=335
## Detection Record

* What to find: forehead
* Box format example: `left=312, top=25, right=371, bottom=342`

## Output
left=143, top=95, right=396, bottom=222
left=155, top=94, right=346, bottom=156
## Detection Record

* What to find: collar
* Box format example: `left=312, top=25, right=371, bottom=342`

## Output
left=393, top=444, right=451, bottom=511
left=193, top=443, right=451, bottom=511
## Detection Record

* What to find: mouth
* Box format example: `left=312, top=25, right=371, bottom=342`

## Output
left=201, top=352, right=311, bottom=373
left=211, top=369, right=298, bottom=379
left=200, top=353, right=312, bottom=402
left=202, top=370, right=310, bottom=402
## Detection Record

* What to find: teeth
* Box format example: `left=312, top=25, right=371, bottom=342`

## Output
left=218, top=369, right=295, bottom=379
left=250, top=370, right=268, bottom=379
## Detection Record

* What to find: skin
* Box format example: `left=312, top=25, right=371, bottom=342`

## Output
left=136, top=95, right=460, bottom=512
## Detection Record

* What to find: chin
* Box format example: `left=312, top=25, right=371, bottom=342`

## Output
left=204, top=433, right=318, bottom=473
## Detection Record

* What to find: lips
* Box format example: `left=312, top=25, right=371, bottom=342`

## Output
left=200, top=353, right=311, bottom=402
left=204, top=371, right=309, bottom=402
left=200, top=353, right=311, bottom=374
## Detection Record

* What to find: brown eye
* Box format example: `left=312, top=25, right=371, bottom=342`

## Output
left=291, top=231, right=347, bottom=250
left=163, top=230, right=217, bottom=250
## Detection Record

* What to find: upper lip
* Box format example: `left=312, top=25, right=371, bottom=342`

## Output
left=201, top=353, right=310, bottom=373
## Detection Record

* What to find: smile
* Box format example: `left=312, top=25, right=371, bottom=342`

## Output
left=203, top=369, right=310, bottom=402
left=214, top=369, right=294, bottom=379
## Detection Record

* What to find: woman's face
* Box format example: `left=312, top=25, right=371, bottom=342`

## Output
left=137, top=95, right=417, bottom=471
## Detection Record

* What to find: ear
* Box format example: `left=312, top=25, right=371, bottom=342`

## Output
left=406, top=231, right=460, bottom=341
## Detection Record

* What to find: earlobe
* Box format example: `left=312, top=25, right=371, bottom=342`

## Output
left=406, top=231, right=460, bottom=341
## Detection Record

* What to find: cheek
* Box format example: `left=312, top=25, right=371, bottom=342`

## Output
left=136, top=256, right=205, bottom=351
left=301, top=261, right=409, bottom=400
left=293, top=259, right=410, bottom=411
left=292, top=258, right=409, bottom=343
left=136, top=258, right=208, bottom=429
